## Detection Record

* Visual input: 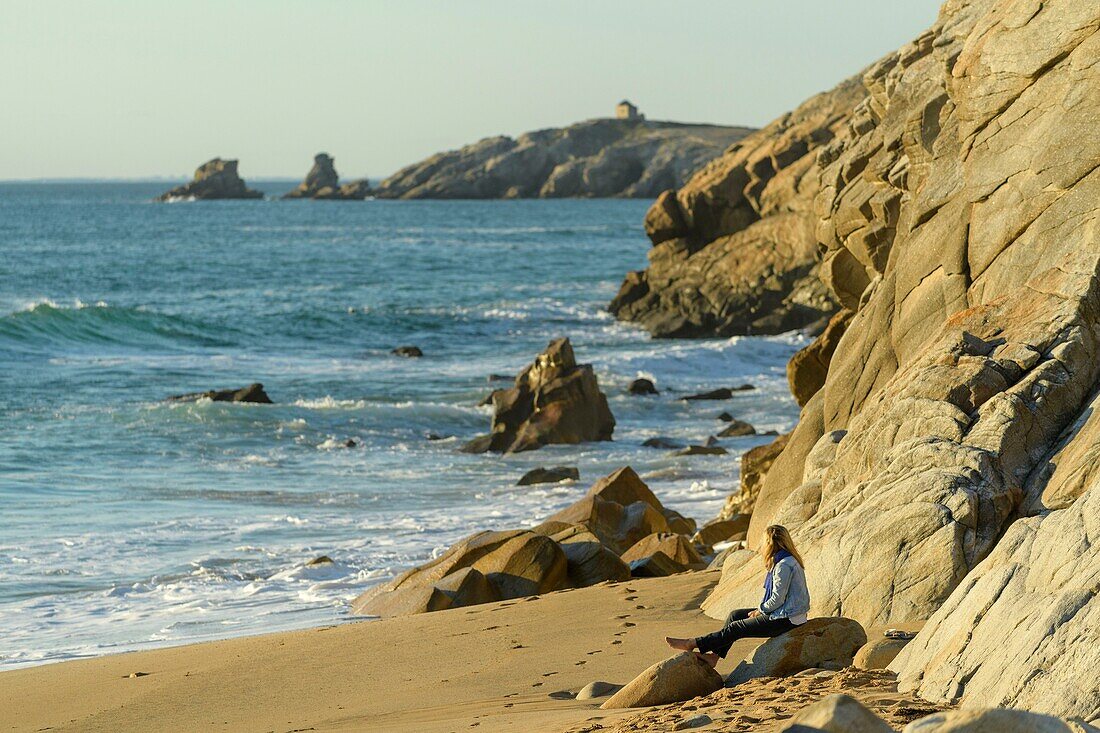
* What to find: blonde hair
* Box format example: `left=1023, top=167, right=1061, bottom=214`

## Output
left=763, top=525, right=804, bottom=570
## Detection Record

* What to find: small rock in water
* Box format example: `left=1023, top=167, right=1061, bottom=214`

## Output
left=391, top=345, right=423, bottom=358
left=344, top=438, right=360, bottom=448
left=733, top=383, right=755, bottom=391
left=675, top=445, right=728, bottom=456
left=517, top=466, right=580, bottom=486
left=425, top=432, right=451, bottom=441
left=642, top=437, right=683, bottom=449
left=576, top=680, right=623, bottom=700
left=717, top=412, right=734, bottom=422
left=167, top=383, right=272, bottom=404
left=703, top=436, right=721, bottom=447
left=487, top=373, right=513, bottom=382
left=627, top=378, right=659, bottom=395
left=718, top=419, right=755, bottom=437
left=307, top=555, right=334, bottom=566
left=681, top=388, right=732, bottom=401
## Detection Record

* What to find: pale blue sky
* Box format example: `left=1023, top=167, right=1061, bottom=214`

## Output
left=0, top=1, right=942, bottom=180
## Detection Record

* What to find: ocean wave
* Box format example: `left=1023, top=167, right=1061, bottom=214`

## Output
left=0, top=300, right=233, bottom=351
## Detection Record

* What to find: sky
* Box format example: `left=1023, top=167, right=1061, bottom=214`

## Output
left=0, top=1, right=943, bottom=181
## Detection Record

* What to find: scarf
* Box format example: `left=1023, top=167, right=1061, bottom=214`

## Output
left=763, top=549, right=793, bottom=599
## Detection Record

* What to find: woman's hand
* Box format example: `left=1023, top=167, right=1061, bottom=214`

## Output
left=748, top=610, right=761, bottom=618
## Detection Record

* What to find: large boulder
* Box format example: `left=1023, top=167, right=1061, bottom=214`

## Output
left=462, top=338, right=615, bottom=453
left=538, top=467, right=692, bottom=553
left=283, top=153, right=371, bottom=200
left=350, top=529, right=567, bottom=616
left=155, top=158, right=263, bottom=201
left=620, top=532, right=703, bottom=569
left=902, top=710, right=1100, bottom=733
left=547, top=524, right=631, bottom=587
left=726, top=617, right=867, bottom=685
left=853, top=636, right=910, bottom=671
left=600, top=653, right=724, bottom=709
left=782, top=694, right=894, bottom=733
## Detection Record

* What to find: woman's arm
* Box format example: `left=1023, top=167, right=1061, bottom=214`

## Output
left=760, top=561, right=793, bottom=614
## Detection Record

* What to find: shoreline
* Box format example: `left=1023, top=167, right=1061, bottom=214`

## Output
left=0, top=571, right=933, bottom=733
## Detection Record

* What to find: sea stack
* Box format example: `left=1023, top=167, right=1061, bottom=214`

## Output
left=283, top=153, right=371, bottom=200
left=155, top=158, right=263, bottom=201
left=463, top=338, right=615, bottom=453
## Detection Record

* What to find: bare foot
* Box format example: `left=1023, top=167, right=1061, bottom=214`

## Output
left=695, top=652, right=720, bottom=668
left=665, top=636, right=696, bottom=652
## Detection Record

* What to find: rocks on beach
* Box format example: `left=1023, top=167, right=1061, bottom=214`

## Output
left=462, top=338, right=614, bottom=454
left=600, top=653, right=724, bottom=710
left=155, top=158, right=263, bottom=201
left=352, top=467, right=695, bottom=615
left=167, top=383, right=272, bottom=404
left=726, top=617, right=868, bottom=685
left=282, top=153, right=371, bottom=201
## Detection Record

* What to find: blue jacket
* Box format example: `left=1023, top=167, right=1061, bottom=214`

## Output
left=759, top=555, right=810, bottom=622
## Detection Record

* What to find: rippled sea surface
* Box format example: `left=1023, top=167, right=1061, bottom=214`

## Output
left=0, top=181, right=805, bottom=667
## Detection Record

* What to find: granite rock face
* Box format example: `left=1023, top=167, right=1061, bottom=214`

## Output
left=697, top=0, right=1100, bottom=720
left=463, top=338, right=614, bottom=453
left=156, top=158, right=264, bottom=201
left=283, top=153, right=371, bottom=200
left=374, top=118, right=753, bottom=200
left=606, top=79, right=870, bottom=337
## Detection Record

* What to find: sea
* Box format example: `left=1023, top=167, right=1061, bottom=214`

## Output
left=0, top=181, right=806, bottom=668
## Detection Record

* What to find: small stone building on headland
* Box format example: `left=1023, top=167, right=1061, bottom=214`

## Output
left=616, top=100, right=644, bottom=120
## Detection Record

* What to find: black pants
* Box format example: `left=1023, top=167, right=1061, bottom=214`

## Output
left=695, top=608, right=796, bottom=658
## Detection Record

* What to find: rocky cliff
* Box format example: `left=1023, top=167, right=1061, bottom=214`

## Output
left=660, top=0, right=1099, bottom=719
left=155, top=158, right=263, bottom=201
left=373, top=119, right=753, bottom=200
left=608, top=81, right=865, bottom=337
left=282, top=153, right=371, bottom=200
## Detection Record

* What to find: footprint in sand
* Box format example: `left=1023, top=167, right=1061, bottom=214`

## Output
left=542, top=672, right=559, bottom=677
left=615, top=614, right=630, bottom=619
left=586, top=650, right=603, bottom=655
left=611, top=640, right=622, bottom=645
left=483, top=625, right=501, bottom=631
left=532, top=682, right=544, bottom=687
left=621, top=622, right=636, bottom=628
left=624, top=595, right=638, bottom=601
left=634, top=605, right=647, bottom=610
left=575, top=661, right=586, bottom=665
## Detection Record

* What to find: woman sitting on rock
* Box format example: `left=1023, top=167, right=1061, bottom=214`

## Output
left=666, top=524, right=809, bottom=667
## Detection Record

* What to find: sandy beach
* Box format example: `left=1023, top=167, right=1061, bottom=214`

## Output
left=0, top=571, right=936, bottom=733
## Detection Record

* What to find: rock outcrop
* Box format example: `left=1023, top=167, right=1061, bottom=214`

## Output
left=685, top=0, right=1100, bottom=721
left=283, top=153, right=371, bottom=200
left=374, top=119, right=753, bottom=200
left=606, top=79, right=870, bottom=336
left=167, top=383, right=272, bottom=404
left=463, top=338, right=614, bottom=453
left=155, top=158, right=263, bottom=201
left=600, top=653, right=724, bottom=709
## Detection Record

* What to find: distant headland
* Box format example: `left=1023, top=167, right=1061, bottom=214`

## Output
left=153, top=102, right=754, bottom=202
